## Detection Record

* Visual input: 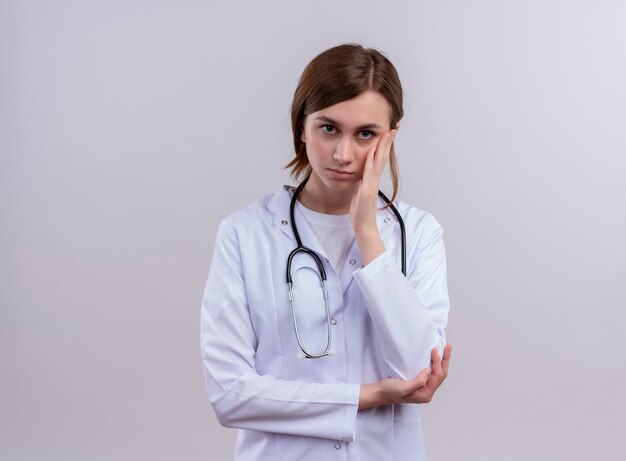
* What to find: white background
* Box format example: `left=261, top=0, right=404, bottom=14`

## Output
left=2, top=1, right=625, bottom=460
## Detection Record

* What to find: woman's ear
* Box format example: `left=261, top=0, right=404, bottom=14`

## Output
left=300, top=118, right=307, bottom=143
left=394, top=122, right=401, bottom=131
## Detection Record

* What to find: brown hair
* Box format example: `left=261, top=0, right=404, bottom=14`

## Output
left=286, top=43, right=404, bottom=202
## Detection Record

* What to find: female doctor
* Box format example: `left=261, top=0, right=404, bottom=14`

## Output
left=201, top=43, right=452, bottom=461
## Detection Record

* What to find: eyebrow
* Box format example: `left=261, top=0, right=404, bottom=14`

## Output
left=314, top=115, right=383, bottom=130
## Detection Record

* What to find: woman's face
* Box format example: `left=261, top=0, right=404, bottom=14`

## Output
left=301, top=90, right=393, bottom=194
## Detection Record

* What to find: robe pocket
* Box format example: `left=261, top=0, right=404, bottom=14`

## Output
left=394, top=403, right=423, bottom=423
left=393, top=408, right=426, bottom=460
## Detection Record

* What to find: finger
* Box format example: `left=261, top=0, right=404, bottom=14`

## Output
left=409, top=386, right=435, bottom=404
left=407, top=367, right=431, bottom=392
left=381, top=130, right=396, bottom=163
left=418, top=367, right=432, bottom=387
left=384, top=129, right=397, bottom=157
left=430, top=347, right=443, bottom=377
left=441, top=344, right=452, bottom=378
left=372, top=130, right=394, bottom=175
left=361, top=143, right=376, bottom=181
left=407, top=377, right=437, bottom=402
left=383, top=129, right=397, bottom=169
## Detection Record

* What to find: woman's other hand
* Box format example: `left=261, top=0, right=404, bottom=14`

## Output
left=359, top=344, right=452, bottom=409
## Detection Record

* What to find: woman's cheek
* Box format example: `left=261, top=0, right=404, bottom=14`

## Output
left=357, top=145, right=371, bottom=165
left=309, top=136, right=333, bottom=157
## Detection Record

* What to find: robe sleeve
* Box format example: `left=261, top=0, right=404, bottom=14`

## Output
left=201, top=219, right=360, bottom=441
left=353, top=211, right=450, bottom=380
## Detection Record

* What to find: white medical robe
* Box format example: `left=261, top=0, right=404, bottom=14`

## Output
left=201, top=185, right=450, bottom=460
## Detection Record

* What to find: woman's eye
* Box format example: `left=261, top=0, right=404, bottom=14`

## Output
left=359, top=130, right=374, bottom=139
left=321, top=124, right=336, bottom=134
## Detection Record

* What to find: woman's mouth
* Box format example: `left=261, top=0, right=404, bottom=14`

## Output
left=328, top=168, right=354, bottom=180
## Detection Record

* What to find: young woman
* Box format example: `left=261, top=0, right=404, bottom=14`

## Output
left=201, top=43, right=452, bottom=461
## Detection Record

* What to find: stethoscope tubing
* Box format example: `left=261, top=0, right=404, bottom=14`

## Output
left=376, top=190, right=406, bottom=276
left=285, top=177, right=407, bottom=358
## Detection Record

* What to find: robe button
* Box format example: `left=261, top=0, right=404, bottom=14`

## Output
left=281, top=220, right=288, bottom=225
left=349, top=259, right=356, bottom=265
left=384, top=217, right=391, bottom=223
left=335, top=442, right=342, bottom=449
left=330, top=319, right=337, bottom=325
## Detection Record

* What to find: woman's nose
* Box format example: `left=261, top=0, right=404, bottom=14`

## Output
left=333, top=137, right=355, bottom=164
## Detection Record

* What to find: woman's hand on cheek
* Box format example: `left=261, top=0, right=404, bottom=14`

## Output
left=350, top=130, right=396, bottom=233
left=350, top=130, right=397, bottom=265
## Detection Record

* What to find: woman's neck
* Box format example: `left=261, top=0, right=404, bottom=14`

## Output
left=298, top=175, right=355, bottom=215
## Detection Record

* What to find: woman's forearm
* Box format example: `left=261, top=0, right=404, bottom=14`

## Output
left=354, top=227, right=386, bottom=267
left=358, top=382, right=387, bottom=410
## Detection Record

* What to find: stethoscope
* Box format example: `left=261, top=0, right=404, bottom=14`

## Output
left=286, top=176, right=406, bottom=358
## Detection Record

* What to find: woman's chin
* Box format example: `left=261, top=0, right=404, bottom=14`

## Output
left=324, top=179, right=358, bottom=193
